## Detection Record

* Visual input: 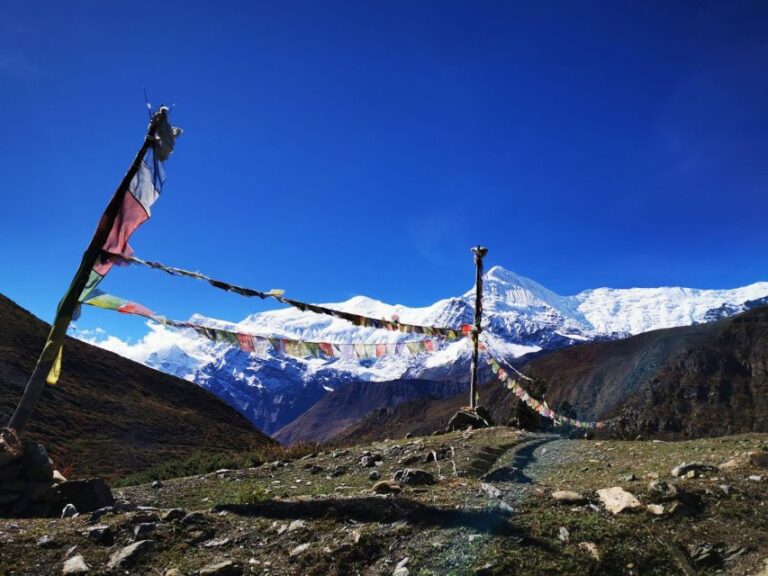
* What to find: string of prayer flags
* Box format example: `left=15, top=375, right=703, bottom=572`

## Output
left=121, top=255, right=467, bottom=340
left=82, top=291, right=449, bottom=361
left=482, top=349, right=612, bottom=430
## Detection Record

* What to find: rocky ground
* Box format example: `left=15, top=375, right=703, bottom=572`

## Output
left=1, top=428, right=767, bottom=576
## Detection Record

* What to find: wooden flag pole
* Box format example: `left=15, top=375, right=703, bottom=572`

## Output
left=6, top=109, right=168, bottom=435
left=469, top=245, right=488, bottom=410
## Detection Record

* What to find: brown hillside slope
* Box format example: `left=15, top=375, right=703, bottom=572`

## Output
left=273, top=379, right=465, bottom=445
left=0, top=294, right=273, bottom=478
left=340, top=307, right=768, bottom=442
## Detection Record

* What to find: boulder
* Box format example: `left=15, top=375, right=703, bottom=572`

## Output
left=596, top=487, right=642, bottom=514
left=61, top=503, right=78, bottom=518
left=750, top=451, right=768, bottom=469
left=86, top=525, right=113, bottom=545
left=57, top=478, right=114, bottom=513
left=648, top=480, right=678, bottom=501
left=393, top=469, right=435, bottom=486
left=551, top=490, right=588, bottom=505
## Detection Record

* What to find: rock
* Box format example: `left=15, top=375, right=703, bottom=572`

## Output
left=551, top=490, right=587, bottom=505
left=151, top=480, right=163, bottom=489
left=0, top=428, right=23, bottom=468
left=86, top=525, right=113, bottom=545
left=330, top=465, right=347, bottom=477
left=134, top=522, right=156, bottom=538
left=596, top=487, right=642, bottom=514
left=369, top=470, right=381, bottom=481
left=646, top=504, right=665, bottom=515
left=202, top=537, right=231, bottom=548
left=688, top=543, right=723, bottom=568
left=290, top=543, right=310, bottom=556
left=37, top=535, right=57, bottom=548
left=21, top=441, right=54, bottom=482
left=162, top=508, right=187, bottom=522
left=624, top=474, right=637, bottom=482
left=750, top=451, right=768, bottom=468
left=398, top=455, right=419, bottom=466
left=719, top=484, right=734, bottom=496
left=671, top=462, right=718, bottom=478
left=164, top=570, right=184, bottom=576
left=360, top=456, right=375, bottom=468
left=182, top=511, right=206, bottom=524
left=404, top=433, right=413, bottom=439
left=748, top=475, right=764, bottom=482
left=53, top=470, right=67, bottom=483
left=479, top=482, right=502, bottom=499
left=288, top=519, right=307, bottom=532
left=62, top=554, right=90, bottom=574
left=558, top=526, right=570, bottom=543
left=393, top=469, right=435, bottom=486
left=61, top=503, right=78, bottom=518
left=578, top=541, right=601, bottom=561
left=372, top=481, right=401, bottom=494
left=393, top=557, right=409, bottom=576
left=446, top=407, right=492, bottom=432
left=57, top=479, right=114, bottom=513
left=648, top=480, right=678, bottom=501
left=198, top=560, right=243, bottom=576
left=107, top=540, right=153, bottom=569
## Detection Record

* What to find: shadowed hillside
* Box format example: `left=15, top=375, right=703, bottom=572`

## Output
left=0, top=294, right=273, bottom=479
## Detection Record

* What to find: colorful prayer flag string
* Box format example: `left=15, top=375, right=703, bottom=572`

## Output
left=82, top=291, right=450, bottom=361
left=120, top=255, right=468, bottom=340
left=481, top=345, right=615, bottom=430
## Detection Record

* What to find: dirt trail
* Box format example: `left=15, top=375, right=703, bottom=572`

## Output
left=481, top=434, right=572, bottom=506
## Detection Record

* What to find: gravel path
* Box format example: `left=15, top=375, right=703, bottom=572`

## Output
left=482, top=434, right=575, bottom=505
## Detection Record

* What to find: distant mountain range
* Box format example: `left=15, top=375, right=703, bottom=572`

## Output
left=81, top=266, right=768, bottom=438
left=0, top=294, right=273, bottom=478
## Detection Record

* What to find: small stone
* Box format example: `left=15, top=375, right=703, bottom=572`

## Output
left=558, top=526, right=570, bottom=543
left=61, top=503, right=78, bottom=518
left=578, top=541, right=601, bottom=561
left=134, top=522, right=156, bottom=538
left=202, top=537, right=231, bottom=548
left=290, top=543, right=310, bottom=556
left=360, top=455, right=375, bottom=468
left=648, top=480, right=678, bottom=501
left=551, top=490, right=587, bottom=505
left=748, top=475, right=764, bottom=482
left=646, top=504, right=665, bottom=516
left=624, top=474, right=637, bottom=482
left=719, top=484, right=734, bottom=496
left=330, top=465, right=347, bottom=477
left=37, top=535, right=57, bottom=548
left=480, top=482, right=502, bottom=498
left=164, top=569, right=184, bottom=576
left=199, top=560, right=242, bottom=576
left=596, top=487, right=642, bottom=514
left=393, top=469, right=435, bottom=486
left=394, top=557, right=410, bottom=575
left=86, top=525, right=113, bottom=545
left=405, top=433, right=413, bottom=439
left=373, top=481, right=401, bottom=494
left=161, top=508, right=186, bottom=522
left=369, top=470, right=381, bottom=481
left=288, top=519, right=307, bottom=532
left=151, top=480, right=163, bottom=489
left=671, top=462, right=718, bottom=478
left=62, top=554, right=90, bottom=574
left=107, top=540, right=153, bottom=569
left=398, top=455, right=419, bottom=466
left=750, top=451, right=768, bottom=468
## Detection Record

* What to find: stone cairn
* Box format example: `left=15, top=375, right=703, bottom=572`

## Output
left=0, top=428, right=113, bottom=517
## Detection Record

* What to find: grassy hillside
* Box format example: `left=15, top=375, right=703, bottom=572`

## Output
left=0, top=294, right=274, bottom=479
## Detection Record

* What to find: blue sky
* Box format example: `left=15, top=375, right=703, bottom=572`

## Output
left=1, top=1, right=767, bottom=342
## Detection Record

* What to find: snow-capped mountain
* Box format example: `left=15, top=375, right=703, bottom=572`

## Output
left=83, top=266, right=768, bottom=435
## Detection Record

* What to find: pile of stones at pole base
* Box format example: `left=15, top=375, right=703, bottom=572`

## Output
left=0, top=428, right=113, bottom=518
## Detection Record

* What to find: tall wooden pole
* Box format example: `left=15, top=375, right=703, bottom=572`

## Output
left=469, top=245, right=488, bottom=410
left=7, top=109, right=169, bottom=434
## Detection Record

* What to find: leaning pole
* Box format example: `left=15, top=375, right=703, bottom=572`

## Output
left=469, top=245, right=488, bottom=410
left=6, top=108, right=171, bottom=435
